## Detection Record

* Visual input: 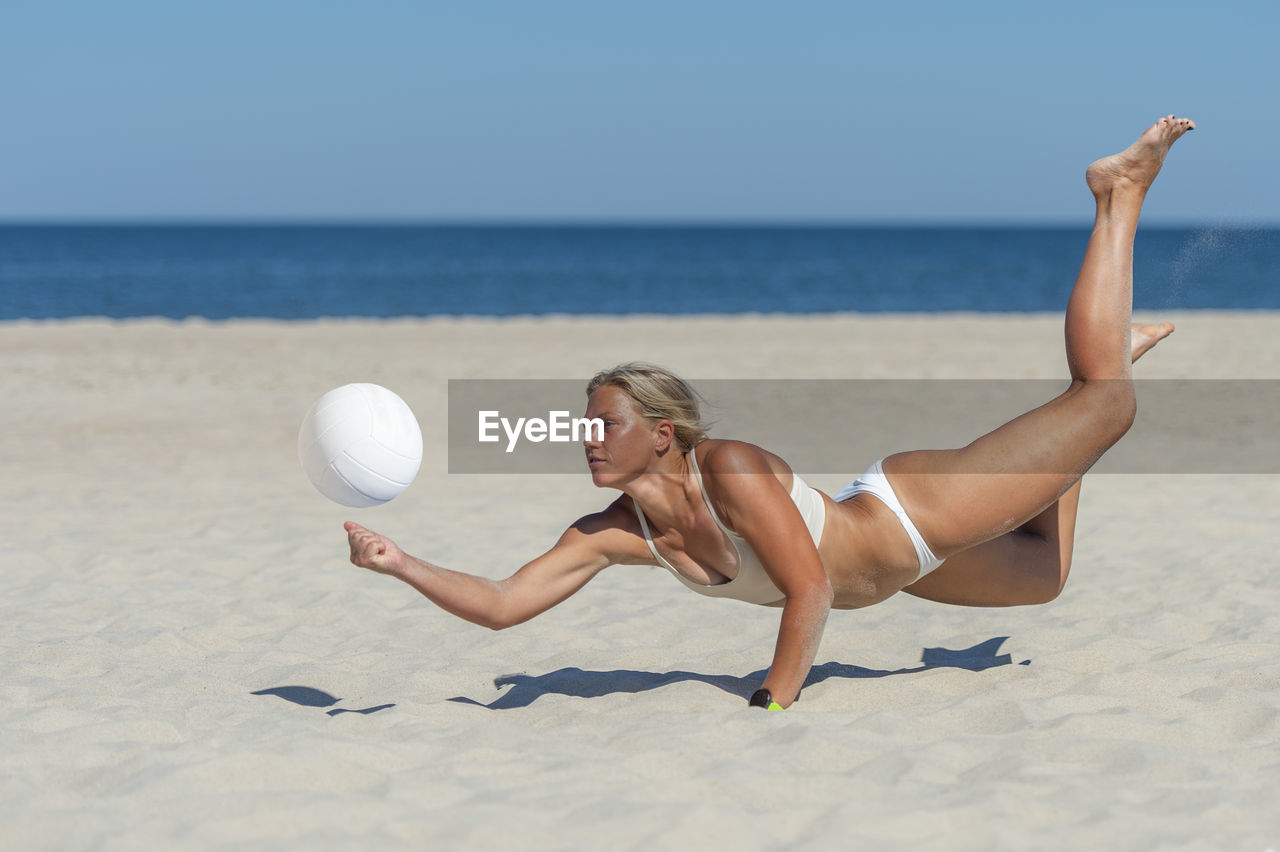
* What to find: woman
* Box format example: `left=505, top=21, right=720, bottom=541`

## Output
left=346, top=116, right=1195, bottom=710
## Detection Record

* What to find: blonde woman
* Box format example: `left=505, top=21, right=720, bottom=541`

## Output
left=346, top=116, right=1194, bottom=710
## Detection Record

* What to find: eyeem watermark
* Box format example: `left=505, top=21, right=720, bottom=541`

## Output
left=450, top=378, right=1280, bottom=474
left=478, top=410, right=604, bottom=453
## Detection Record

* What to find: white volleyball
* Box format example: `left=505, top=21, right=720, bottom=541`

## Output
left=298, top=383, right=423, bottom=508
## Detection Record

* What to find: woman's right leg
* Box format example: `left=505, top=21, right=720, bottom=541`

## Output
left=885, top=117, right=1194, bottom=604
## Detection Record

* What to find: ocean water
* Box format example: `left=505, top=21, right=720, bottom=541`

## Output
left=0, top=225, right=1276, bottom=319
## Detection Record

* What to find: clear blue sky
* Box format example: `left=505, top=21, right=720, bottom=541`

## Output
left=1, top=0, right=1273, bottom=224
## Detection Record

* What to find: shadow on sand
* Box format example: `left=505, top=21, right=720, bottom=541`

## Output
left=448, top=636, right=1027, bottom=710
left=250, top=686, right=395, bottom=716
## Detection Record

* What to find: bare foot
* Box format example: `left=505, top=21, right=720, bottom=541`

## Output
left=1086, top=115, right=1196, bottom=198
left=1131, top=321, right=1174, bottom=362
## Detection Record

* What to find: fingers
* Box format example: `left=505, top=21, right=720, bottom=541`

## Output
left=346, top=524, right=387, bottom=566
left=345, top=521, right=376, bottom=549
left=344, top=523, right=405, bottom=577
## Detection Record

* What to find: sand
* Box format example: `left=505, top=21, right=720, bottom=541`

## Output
left=2, top=312, right=1278, bottom=850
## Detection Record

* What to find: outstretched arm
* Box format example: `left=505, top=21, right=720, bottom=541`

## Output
left=345, top=516, right=616, bottom=630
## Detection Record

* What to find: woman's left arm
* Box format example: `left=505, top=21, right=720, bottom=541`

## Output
left=705, top=444, right=834, bottom=709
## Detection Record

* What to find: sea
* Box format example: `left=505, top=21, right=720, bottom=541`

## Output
left=1, top=224, right=1276, bottom=319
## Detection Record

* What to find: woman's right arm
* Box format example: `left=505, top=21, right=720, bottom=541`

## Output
left=344, top=512, right=625, bottom=631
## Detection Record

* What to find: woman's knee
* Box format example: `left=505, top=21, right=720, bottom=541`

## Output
left=1080, top=377, right=1137, bottom=441
left=1029, top=560, right=1071, bottom=604
left=1016, top=532, right=1072, bottom=604
left=1113, top=381, right=1138, bottom=441
left=1117, top=378, right=1137, bottom=425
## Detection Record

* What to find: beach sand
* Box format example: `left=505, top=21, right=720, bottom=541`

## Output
left=2, top=313, right=1278, bottom=849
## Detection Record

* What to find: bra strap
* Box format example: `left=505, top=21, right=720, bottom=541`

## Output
left=632, top=499, right=676, bottom=571
left=687, top=448, right=736, bottom=536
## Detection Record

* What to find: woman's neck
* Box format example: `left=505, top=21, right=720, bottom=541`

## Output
left=624, top=449, right=699, bottom=529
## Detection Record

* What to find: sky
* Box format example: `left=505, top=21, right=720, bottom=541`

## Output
left=1, top=0, right=1275, bottom=225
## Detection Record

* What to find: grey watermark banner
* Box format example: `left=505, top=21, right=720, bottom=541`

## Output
left=447, top=379, right=1280, bottom=474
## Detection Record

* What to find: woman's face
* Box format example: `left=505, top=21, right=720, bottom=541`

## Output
left=582, top=385, right=668, bottom=488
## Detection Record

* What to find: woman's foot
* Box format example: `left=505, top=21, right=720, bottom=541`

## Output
left=1131, top=321, right=1174, bottom=362
left=1086, top=115, right=1196, bottom=199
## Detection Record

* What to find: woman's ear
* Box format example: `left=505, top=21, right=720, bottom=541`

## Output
left=653, top=419, right=676, bottom=454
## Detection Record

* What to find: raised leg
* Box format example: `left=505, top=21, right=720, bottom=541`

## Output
left=886, top=117, right=1193, bottom=605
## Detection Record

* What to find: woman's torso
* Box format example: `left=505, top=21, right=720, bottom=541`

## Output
left=615, top=440, right=924, bottom=608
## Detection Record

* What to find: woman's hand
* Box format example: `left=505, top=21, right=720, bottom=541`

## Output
left=760, top=584, right=833, bottom=707
left=345, top=521, right=407, bottom=578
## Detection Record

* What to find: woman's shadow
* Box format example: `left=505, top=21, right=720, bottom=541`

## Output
left=448, top=637, right=1026, bottom=710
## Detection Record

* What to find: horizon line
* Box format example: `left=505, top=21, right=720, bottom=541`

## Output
left=1, top=217, right=1274, bottom=230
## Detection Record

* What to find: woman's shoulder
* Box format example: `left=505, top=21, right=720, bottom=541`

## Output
left=562, top=495, right=656, bottom=566
left=568, top=494, right=643, bottom=535
left=695, top=438, right=789, bottom=477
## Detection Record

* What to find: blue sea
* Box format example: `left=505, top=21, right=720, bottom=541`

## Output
left=1, top=225, right=1276, bottom=319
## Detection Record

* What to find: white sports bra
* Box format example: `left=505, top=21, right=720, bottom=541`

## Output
left=633, top=449, right=827, bottom=605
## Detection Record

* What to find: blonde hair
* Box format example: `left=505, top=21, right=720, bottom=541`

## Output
left=586, top=362, right=709, bottom=452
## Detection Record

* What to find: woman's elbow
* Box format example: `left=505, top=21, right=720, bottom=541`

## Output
left=481, top=594, right=541, bottom=631
left=453, top=608, right=509, bottom=631
left=480, top=603, right=521, bottom=631
left=478, top=579, right=524, bottom=631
